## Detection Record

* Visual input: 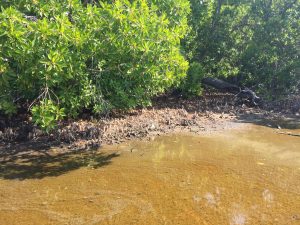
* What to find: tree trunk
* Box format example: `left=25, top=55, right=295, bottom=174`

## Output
left=202, top=77, right=261, bottom=106
left=202, top=77, right=241, bottom=94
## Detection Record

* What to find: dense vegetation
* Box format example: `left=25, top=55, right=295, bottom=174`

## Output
left=184, top=0, right=299, bottom=97
left=0, top=0, right=299, bottom=130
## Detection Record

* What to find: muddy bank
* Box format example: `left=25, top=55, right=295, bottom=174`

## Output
left=1, top=93, right=299, bottom=152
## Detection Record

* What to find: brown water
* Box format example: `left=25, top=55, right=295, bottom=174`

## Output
left=0, top=124, right=300, bottom=225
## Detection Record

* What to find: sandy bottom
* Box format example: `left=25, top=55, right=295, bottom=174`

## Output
left=0, top=124, right=300, bottom=225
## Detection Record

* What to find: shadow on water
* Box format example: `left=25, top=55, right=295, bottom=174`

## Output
left=236, top=113, right=300, bottom=130
left=0, top=143, right=119, bottom=180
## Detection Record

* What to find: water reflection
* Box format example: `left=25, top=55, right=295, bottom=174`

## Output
left=152, top=138, right=194, bottom=163
left=230, top=211, right=247, bottom=225
left=262, top=189, right=274, bottom=205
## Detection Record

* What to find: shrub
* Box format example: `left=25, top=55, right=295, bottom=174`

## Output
left=179, top=62, right=204, bottom=97
left=0, top=0, right=190, bottom=130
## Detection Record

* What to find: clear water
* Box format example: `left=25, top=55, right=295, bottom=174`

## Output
left=0, top=124, right=299, bottom=225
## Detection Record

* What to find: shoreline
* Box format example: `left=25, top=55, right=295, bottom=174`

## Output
left=1, top=94, right=299, bottom=152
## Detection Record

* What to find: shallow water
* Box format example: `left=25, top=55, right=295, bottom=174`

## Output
left=0, top=124, right=300, bottom=225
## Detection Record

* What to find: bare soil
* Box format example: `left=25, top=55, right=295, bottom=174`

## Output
left=0, top=92, right=299, bottom=153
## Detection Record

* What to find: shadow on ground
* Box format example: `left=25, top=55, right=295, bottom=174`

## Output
left=151, top=93, right=237, bottom=113
left=236, top=113, right=300, bottom=130
left=0, top=143, right=119, bottom=180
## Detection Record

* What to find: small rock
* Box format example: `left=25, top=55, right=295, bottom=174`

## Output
left=130, top=148, right=138, bottom=153
left=292, top=214, right=300, bottom=220
left=149, top=124, right=156, bottom=130
left=190, top=127, right=199, bottom=132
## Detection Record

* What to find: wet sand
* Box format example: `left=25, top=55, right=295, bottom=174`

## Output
left=0, top=124, right=299, bottom=225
